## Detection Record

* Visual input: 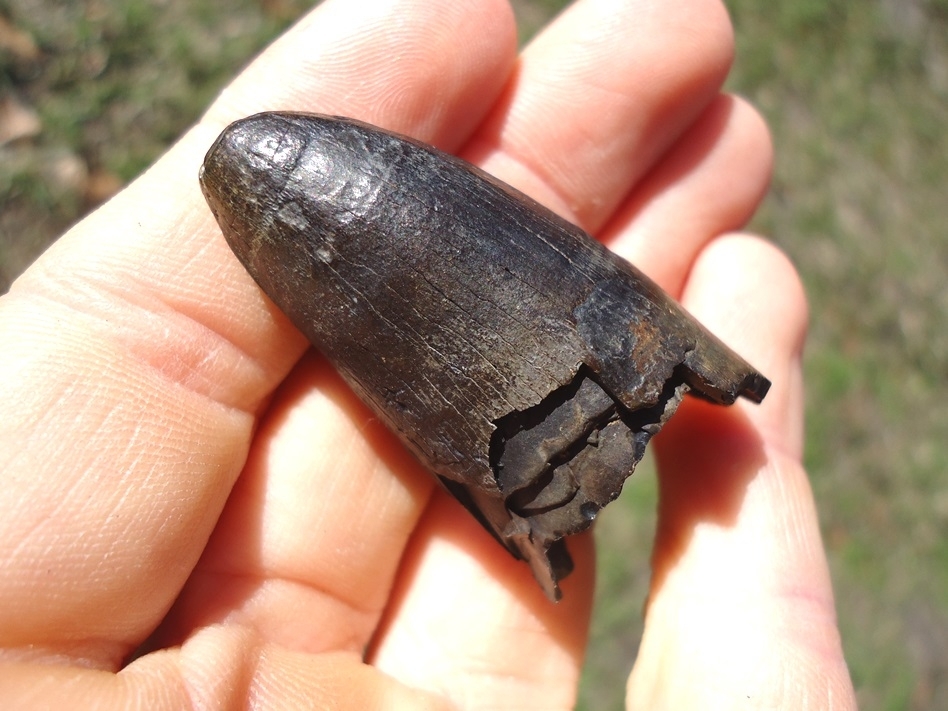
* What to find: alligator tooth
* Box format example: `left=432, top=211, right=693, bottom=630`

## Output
left=200, top=111, right=771, bottom=601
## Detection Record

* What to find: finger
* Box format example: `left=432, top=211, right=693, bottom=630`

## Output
left=368, top=492, right=594, bottom=711
left=628, top=235, right=857, bottom=709
left=149, top=352, right=436, bottom=656
left=0, top=0, right=517, bottom=668
left=603, top=94, right=773, bottom=296
left=463, top=0, right=736, bottom=234
left=364, top=1, right=739, bottom=702
left=0, top=629, right=451, bottom=711
left=148, top=0, right=520, bottom=658
left=203, top=0, right=513, bottom=146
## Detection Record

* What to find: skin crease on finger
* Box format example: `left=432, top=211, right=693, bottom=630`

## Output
left=0, top=0, right=859, bottom=709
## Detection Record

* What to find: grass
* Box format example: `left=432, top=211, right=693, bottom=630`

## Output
left=3, top=0, right=947, bottom=708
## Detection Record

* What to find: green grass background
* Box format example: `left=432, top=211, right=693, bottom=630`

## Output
left=2, top=1, right=947, bottom=709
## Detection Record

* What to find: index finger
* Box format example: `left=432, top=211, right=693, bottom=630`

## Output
left=0, top=0, right=516, bottom=668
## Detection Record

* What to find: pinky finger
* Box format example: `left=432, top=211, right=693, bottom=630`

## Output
left=628, top=235, right=857, bottom=710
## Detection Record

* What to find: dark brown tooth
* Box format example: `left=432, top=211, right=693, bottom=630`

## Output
left=200, top=111, right=771, bottom=601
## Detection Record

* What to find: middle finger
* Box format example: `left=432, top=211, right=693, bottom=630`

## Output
left=463, top=0, right=736, bottom=234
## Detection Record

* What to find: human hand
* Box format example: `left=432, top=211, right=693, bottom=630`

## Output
left=0, top=0, right=857, bottom=708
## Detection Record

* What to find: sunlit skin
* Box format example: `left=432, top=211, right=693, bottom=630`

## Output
left=0, top=0, right=857, bottom=708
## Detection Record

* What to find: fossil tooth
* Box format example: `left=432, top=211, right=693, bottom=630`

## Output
left=200, top=112, right=770, bottom=601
